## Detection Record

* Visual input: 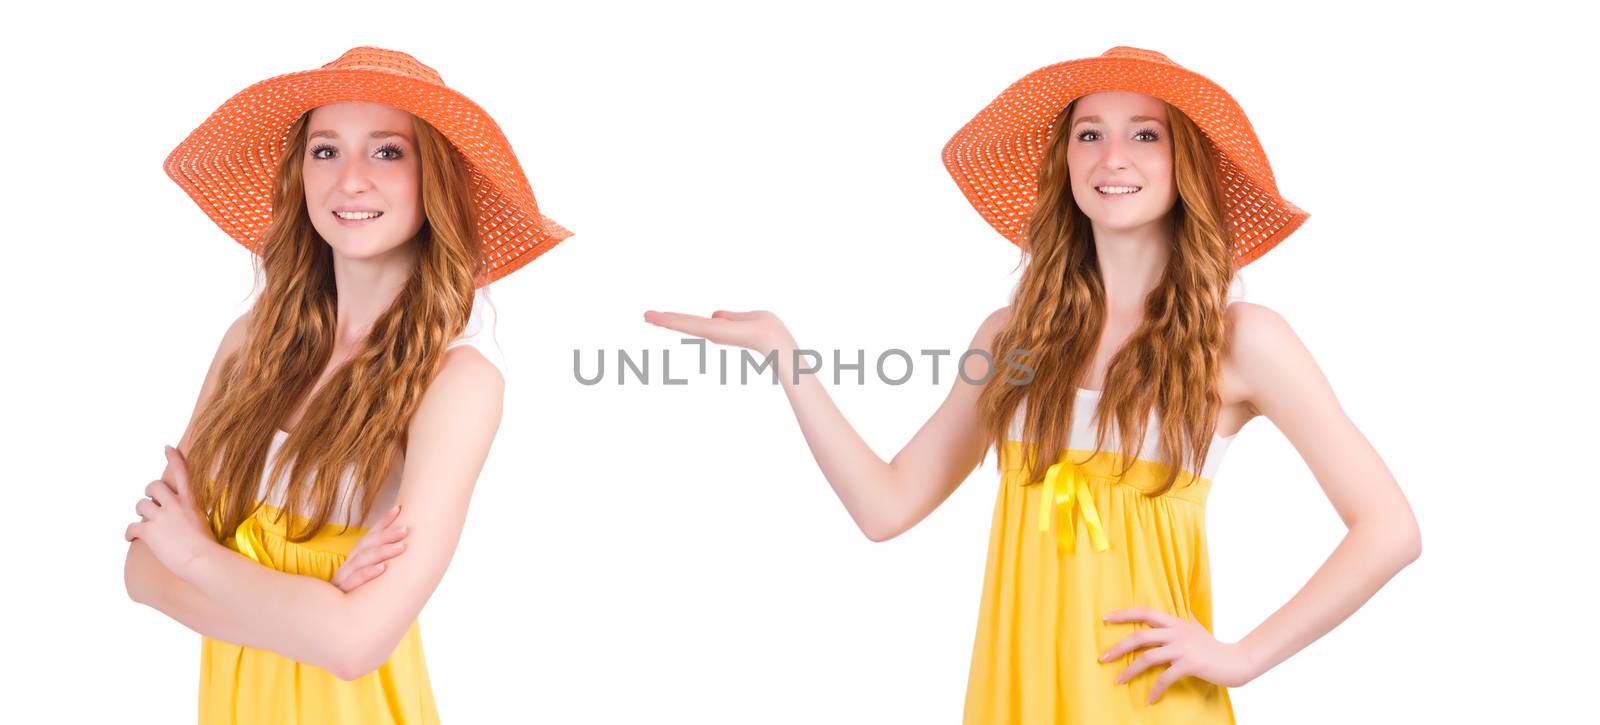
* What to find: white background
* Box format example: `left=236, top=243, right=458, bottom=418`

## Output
left=2, top=0, right=1595, bottom=722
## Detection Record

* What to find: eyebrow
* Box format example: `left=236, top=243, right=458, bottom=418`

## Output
left=307, top=129, right=413, bottom=142
left=1071, top=114, right=1166, bottom=128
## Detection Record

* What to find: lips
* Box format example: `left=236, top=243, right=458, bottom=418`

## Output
left=332, top=209, right=384, bottom=227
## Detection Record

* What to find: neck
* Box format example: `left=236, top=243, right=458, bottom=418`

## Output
left=328, top=244, right=417, bottom=346
left=1089, top=219, right=1170, bottom=313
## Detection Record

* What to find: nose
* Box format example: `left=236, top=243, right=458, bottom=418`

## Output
left=1098, top=135, right=1132, bottom=171
left=336, top=153, right=375, bottom=195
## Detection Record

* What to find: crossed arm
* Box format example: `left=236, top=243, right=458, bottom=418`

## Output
left=125, top=314, right=504, bottom=680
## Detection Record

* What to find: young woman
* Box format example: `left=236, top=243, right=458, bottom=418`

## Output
left=644, top=47, right=1420, bottom=723
left=123, top=47, right=571, bottom=723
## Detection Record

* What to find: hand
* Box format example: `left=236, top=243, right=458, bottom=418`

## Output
left=643, top=309, right=795, bottom=356
left=125, top=445, right=221, bottom=580
left=330, top=504, right=410, bottom=592
left=1099, top=607, right=1260, bottom=704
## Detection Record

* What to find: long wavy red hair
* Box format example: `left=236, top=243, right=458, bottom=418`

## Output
left=184, top=110, right=488, bottom=542
left=977, top=97, right=1237, bottom=495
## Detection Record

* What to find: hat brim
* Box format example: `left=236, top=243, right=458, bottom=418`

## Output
left=164, top=67, right=572, bottom=285
left=941, top=55, right=1308, bottom=268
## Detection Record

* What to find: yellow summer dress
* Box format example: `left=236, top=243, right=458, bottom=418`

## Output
left=198, top=290, right=504, bottom=724
left=964, top=387, right=1239, bottom=724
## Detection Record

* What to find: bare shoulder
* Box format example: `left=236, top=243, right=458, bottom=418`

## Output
left=403, top=344, right=505, bottom=468
left=946, top=304, right=1012, bottom=389
left=1225, top=300, right=1292, bottom=340
left=973, top=304, right=1013, bottom=349
left=199, top=310, right=254, bottom=385
left=176, top=310, right=257, bottom=455
left=1224, top=300, right=1302, bottom=359
left=1223, top=300, right=1317, bottom=414
left=432, top=344, right=506, bottom=406
left=214, top=310, right=253, bottom=362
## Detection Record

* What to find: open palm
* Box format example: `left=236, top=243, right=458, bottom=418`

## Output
left=643, top=309, right=794, bottom=354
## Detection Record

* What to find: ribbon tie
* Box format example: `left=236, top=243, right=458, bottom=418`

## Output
left=226, top=512, right=271, bottom=566
left=1025, top=458, right=1110, bottom=554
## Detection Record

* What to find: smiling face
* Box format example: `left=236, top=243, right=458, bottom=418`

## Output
left=1065, top=91, right=1177, bottom=236
left=302, top=102, right=425, bottom=264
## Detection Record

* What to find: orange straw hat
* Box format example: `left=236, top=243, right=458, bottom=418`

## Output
left=942, top=46, right=1307, bottom=268
left=164, top=46, right=572, bottom=285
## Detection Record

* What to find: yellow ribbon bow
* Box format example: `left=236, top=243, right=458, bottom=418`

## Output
left=1028, top=458, right=1110, bottom=554
left=231, top=515, right=268, bottom=565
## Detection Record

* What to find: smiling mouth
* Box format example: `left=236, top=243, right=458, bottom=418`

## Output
left=333, top=210, right=383, bottom=221
left=1095, top=185, right=1142, bottom=196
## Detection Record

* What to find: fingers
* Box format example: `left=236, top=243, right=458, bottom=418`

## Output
left=334, top=562, right=387, bottom=593
left=374, top=522, right=410, bottom=546
left=1101, top=605, right=1207, bottom=702
left=125, top=521, right=142, bottom=542
left=1115, top=644, right=1179, bottom=684
left=1103, top=606, right=1182, bottom=629
left=335, top=515, right=409, bottom=592
left=1146, top=661, right=1191, bottom=704
left=711, top=310, right=765, bottom=321
left=350, top=507, right=408, bottom=551
left=1099, top=626, right=1170, bottom=663
left=642, top=310, right=706, bottom=325
left=645, top=309, right=788, bottom=354
left=145, top=479, right=178, bottom=508
left=643, top=311, right=720, bottom=338
left=345, top=539, right=407, bottom=575
left=135, top=497, right=160, bottom=522
left=333, top=539, right=406, bottom=592
left=163, top=445, right=191, bottom=498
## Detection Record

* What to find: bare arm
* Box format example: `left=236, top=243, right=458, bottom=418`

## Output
left=1227, top=301, right=1422, bottom=677
left=643, top=306, right=1012, bottom=541
left=124, top=312, right=259, bottom=639
left=160, top=346, right=504, bottom=680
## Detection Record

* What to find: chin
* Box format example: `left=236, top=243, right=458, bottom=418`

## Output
left=315, top=230, right=393, bottom=255
left=331, top=241, right=409, bottom=260
left=1088, top=212, right=1169, bottom=235
left=1089, top=209, right=1160, bottom=225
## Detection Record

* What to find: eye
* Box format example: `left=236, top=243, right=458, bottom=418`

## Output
left=1075, top=128, right=1162, bottom=143
left=307, top=142, right=405, bottom=160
